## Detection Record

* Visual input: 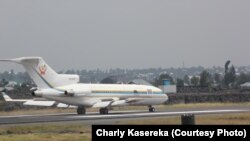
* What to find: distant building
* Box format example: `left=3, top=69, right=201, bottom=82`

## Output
left=159, top=79, right=177, bottom=94
left=240, top=82, right=250, bottom=88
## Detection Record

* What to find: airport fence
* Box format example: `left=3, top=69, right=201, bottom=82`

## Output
left=167, top=92, right=250, bottom=104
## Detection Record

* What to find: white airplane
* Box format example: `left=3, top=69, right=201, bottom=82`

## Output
left=0, top=57, right=168, bottom=115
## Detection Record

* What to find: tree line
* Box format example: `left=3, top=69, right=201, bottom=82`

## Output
left=0, top=60, right=250, bottom=89
left=153, top=60, right=250, bottom=89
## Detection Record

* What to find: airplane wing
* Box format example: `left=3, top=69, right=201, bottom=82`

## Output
left=23, top=101, right=56, bottom=106
left=1, top=92, right=75, bottom=108
left=92, top=98, right=142, bottom=108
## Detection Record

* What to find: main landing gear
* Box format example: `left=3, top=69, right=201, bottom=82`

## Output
left=148, top=105, right=155, bottom=112
left=99, top=107, right=109, bottom=114
left=77, top=106, right=86, bottom=115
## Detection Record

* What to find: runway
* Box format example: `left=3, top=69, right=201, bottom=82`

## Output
left=0, top=106, right=249, bottom=125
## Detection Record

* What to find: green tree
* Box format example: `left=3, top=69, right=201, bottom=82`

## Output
left=199, top=70, right=211, bottom=87
left=224, top=65, right=236, bottom=87
left=214, top=73, right=222, bottom=84
left=225, top=60, right=231, bottom=73
left=190, top=76, right=199, bottom=86
left=183, top=75, right=190, bottom=85
left=100, top=77, right=116, bottom=84
left=176, top=78, right=184, bottom=87
left=236, top=73, right=250, bottom=86
left=0, top=79, right=8, bottom=87
left=153, top=73, right=174, bottom=86
left=229, top=65, right=236, bottom=82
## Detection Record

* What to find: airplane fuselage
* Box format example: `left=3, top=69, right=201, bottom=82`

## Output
left=43, top=83, right=168, bottom=107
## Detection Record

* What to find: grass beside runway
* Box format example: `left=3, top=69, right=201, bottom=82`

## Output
left=0, top=113, right=250, bottom=141
left=0, top=134, right=87, bottom=141
left=0, top=123, right=91, bottom=141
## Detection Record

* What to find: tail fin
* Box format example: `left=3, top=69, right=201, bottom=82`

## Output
left=0, top=57, right=79, bottom=88
left=2, top=92, right=13, bottom=101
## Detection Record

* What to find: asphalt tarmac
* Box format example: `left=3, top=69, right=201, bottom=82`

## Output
left=0, top=105, right=249, bottom=125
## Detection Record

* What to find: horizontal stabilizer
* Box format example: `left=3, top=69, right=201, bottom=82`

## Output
left=24, top=101, right=55, bottom=106
left=1, top=92, right=76, bottom=108
left=2, top=92, right=12, bottom=101
left=2, top=92, right=28, bottom=102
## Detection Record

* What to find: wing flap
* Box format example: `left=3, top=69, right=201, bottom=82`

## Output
left=56, top=103, right=76, bottom=108
left=92, top=101, right=111, bottom=108
left=111, top=100, right=127, bottom=106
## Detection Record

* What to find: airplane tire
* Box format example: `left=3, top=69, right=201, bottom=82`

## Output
left=99, top=108, right=104, bottom=114
left=100, top=108, right=109, bottom=114
left=104, top=108, right=109, bottom=114
left=77, top=106, right=86, bottom=115
left=149, top=107, right=155, bottom=112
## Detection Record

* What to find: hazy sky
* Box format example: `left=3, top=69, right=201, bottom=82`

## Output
left=0, top=0, right=249, bottom=72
